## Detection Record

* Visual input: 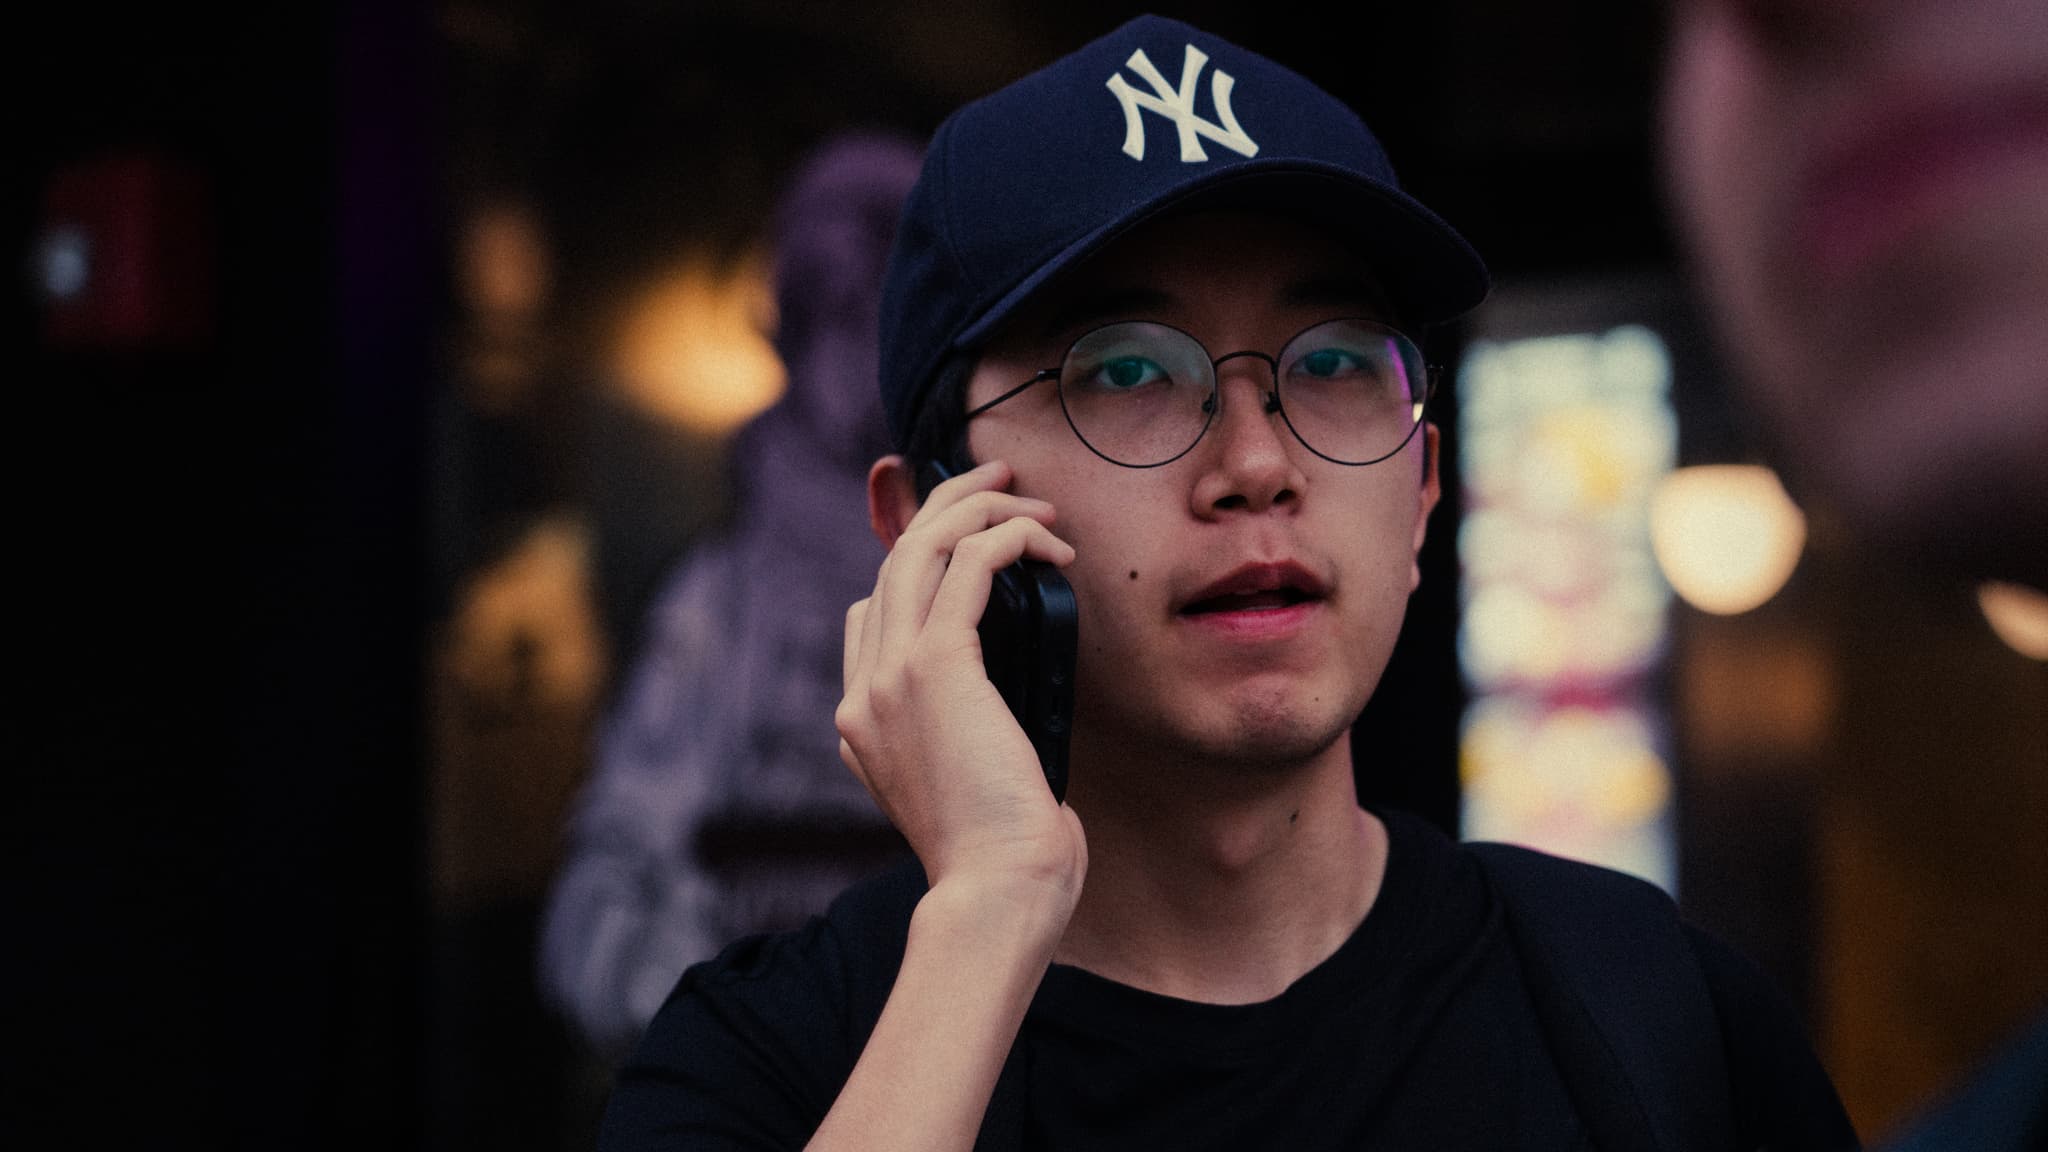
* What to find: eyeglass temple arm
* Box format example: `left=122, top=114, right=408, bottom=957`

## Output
left=963, top=370, right=1058, bottom=421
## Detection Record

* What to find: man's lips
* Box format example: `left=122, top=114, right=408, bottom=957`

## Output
left=1799, top=81, right=2048, bottom=284
left=1176, top=561, right=1329, bottom=616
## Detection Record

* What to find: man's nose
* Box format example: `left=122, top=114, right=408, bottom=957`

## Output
left=1192, top=358, right=1302, bottom=516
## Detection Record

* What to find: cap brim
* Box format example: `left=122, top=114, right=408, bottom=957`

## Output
left=955, top=159, right=1489, bottom=352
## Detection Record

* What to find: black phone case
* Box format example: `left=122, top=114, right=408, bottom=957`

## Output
left=981, top=561, right=1077, bottom=802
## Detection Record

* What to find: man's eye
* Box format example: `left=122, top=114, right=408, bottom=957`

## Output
left=1089, top=356, right=1169, bottom=391
left=1297, top=347, right=1369, bottom=378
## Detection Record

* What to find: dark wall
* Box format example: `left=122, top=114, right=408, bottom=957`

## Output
left=15, top=2, right=434, bottom=1146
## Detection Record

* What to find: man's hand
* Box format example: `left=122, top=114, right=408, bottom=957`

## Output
left=836, top=459, right=1087, bottom=907
left=809, top=459, right=1087, bottom=1152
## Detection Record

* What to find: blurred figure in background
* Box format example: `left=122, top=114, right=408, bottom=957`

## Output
left=1662, top=0, right=2048, bottom=591
left=541, top=132, right=922, bottom=1059
left=1662, top=0, right=2048, bottom=1147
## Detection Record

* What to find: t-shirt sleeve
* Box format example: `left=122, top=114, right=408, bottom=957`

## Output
left=597, top=923, right=858, bottom=1152
left=1685, top=922, right=1863, bottom=1151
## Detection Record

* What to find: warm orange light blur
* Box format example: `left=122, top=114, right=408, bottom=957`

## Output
left=612, top=253, right=785, bottom=436
left=1978, top=581, right=2048, bottom=660
left=446, top=515, right=606, bottom=711
left=1650, top=464, right=1806, bottom=615
left=458, top=203, right=552, bottom=413
left=461, top=203, right=548, bottom=320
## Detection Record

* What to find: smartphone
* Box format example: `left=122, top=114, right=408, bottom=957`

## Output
left=917, top=460, right=1078, bottom=802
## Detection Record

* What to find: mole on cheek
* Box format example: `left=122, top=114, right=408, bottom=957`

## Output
left=1128, top=570, right=1139, bottom=580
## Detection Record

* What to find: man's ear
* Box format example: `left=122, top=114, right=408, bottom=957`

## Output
left=868, top=455, right=922, bottom=548
left=1411, top=424, right=1441, bottom=589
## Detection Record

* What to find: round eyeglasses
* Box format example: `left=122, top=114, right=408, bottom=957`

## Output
left=965, top=317, right=1435, bottom=468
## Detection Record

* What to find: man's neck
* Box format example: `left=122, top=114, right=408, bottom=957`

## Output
left=1050, top=739, right=1388, bottom=1005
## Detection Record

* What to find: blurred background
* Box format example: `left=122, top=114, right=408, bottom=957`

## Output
left=13, top=1, right=2044, bottom=1149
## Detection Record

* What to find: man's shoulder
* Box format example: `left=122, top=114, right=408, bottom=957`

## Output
left=1451, top=840, right=1855, bottom=1149
left=617, top=859, right=925, bottom=1129
left=1458, top=839, right=1744, bottom=1151
left=607, top=868, right=921, bottom=1147
left=1456, top=841, right=1703, bottom=1045
left=1461, top=840, right=1679, bottom=923
left=1378, top=812, right=1681, bottom=935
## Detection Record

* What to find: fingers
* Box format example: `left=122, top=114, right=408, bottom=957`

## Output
left=927, top=516, right=1075, bottom=633
left=842, top=597, right=868, bottom=690
left=872, top=464, right=1064, bottom=637
left=838, top=735, right=869, bottom=792
left=838, top=598, right=876, bottom=794
left=911, top=459, right=1012, bottom=520
left=837, top=458, right=1072, bottom=781
left=833, top=461, right=1089, bottom=892
left=847, top=459, right=999, bottom=684
left=873, top=496, right=1056, bottom=643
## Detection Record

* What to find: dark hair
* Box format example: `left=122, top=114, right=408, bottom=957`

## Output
left=901, top=353, right=976, bottom=485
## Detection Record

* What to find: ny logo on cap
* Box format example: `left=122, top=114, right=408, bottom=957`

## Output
left=1105, top=44, right=1260, bottom=163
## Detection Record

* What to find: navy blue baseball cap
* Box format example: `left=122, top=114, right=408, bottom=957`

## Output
left=878, top=13, right=1490, bottom=449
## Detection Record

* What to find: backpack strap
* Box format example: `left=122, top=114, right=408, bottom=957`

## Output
left=1469, top=843, right=1736, bottom=1152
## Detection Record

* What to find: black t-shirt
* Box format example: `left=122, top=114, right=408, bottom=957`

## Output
left=602, top=809, right=1855, bottom=1150
left=1017, top=808, right=1580, bottom=1148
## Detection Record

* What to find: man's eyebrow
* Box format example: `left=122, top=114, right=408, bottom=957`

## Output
left=1032, top=287, right=1178, bottom=343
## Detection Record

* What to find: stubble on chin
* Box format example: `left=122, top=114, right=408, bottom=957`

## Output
left=1082, top=682, right=1360, bottom=786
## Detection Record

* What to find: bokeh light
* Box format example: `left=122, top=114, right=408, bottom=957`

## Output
left=1978, top=581, right=2048, bottom=660
left=612, top=253, right=785, bottom=436
left=1650, top=464, right=1805, bottom=616
left=1458, top=323, right=1677, bottom=890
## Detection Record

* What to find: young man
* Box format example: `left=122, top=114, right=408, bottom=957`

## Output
left=602, top=16, right=1855, bottom=1150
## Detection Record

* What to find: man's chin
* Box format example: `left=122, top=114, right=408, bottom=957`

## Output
left=1068, top=669, right=1373, bottom=793
left=1166, top=699, right=1359, bottom=777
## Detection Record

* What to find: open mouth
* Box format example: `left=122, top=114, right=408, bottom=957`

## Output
left=1176, top=562, right=1328, bottom=617
left=1180, top=587, right=1317, bottom=615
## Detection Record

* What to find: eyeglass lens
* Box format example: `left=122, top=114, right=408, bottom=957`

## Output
left=1055, top=319, right=1427, bottom=467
